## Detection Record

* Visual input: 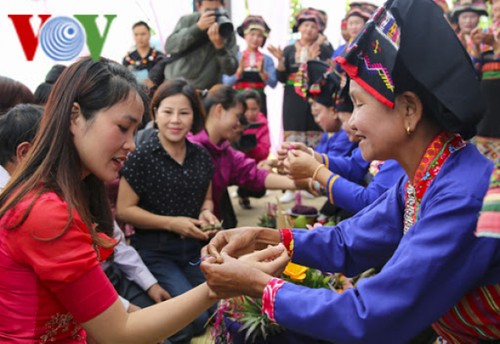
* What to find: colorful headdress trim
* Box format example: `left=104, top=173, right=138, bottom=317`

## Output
left=451, top=2, right=488, bottom=21
left=336, top=0, right=485, bottom=140
left=293, top=9, right=325, bottom=33
left=346, top=8, right=372, bottom=21
left=237, top=15, right=271, bottom=40
left=337, top=4, right=400, bottom=108
left=294, top=60, right=342, bottom=107
left=243, top=24, right=269, bottom=37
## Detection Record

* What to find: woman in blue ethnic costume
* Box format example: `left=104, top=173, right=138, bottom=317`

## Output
left=200, top=0, right=500, bottom=343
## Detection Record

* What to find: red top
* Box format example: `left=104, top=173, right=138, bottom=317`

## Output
left=0, top=191, right=118, bottom=343
left=244, top=112, right=271, bottom=163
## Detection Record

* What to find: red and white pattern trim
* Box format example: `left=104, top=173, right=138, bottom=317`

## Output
left=262, top=277, right=286, bottom=322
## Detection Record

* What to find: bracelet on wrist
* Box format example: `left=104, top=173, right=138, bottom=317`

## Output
left=312, top=163, right=326, bottom=181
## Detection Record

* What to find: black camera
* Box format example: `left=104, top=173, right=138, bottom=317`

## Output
left=234, top=115, right=262, bottom=152
left=213, top=8, right=234, bottom=39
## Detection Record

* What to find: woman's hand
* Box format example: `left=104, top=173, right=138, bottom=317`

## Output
left=167, top=217, right=208, bottom=240
left=470, top=27, right=484, bottom=55
left=201, top=227, right=281, bottom=262
left=268, top=45, right=285, bottom=71
left=199, top=209, right=219, bottom=227
left=198, top=210, right=221, bottom=238
left=147, top=283, right=171, bottom=303
left=283, top=149, right=319, bottom=180
left=200, top=245, right=289, bottom=299
left=293, top=178, right=320, bottom=196
left=267, top=45, right=284, bottom=60
left=239, top=244, right=289, bottom=277
left=257, top=158, right=277, bottom=171
left=236, top=54, right=245, bottom=78
left=277, top=142, right=309, bottom=173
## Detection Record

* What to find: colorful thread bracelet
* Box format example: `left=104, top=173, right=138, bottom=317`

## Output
left=262, top=277, right=286, bottom=322
left=279, top=228, right=294, bottom=258
left=312, top=163, right=325, bottom=181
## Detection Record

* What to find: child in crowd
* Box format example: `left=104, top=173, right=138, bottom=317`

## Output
left=234, top=89, right=271, bottom=209
left=223, top=15, right=277, bottom=116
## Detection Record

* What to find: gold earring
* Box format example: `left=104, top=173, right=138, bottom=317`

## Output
left=406, top=126, right=411, bottom=135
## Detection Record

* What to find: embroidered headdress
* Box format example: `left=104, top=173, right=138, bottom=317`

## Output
left=293, top=8, right=325, bottom=33
left=451, top=1, right=488, bottom=22
left=294, top=60, right=341, bottom=107
left=237, top=15, right=271, bottom=47
left=346, top=1, right=378, bottom=21
left=336, top=0, right=484, bottom=139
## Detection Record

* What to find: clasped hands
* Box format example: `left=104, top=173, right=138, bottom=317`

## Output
left=200, top=227, right=290, bottom=299
left=276, top=142, right=323, bottom=195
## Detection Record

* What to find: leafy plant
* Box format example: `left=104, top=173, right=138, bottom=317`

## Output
left=212, top=264, right=342, bottom=343
left=289, top=0, right=303, bottom=32
left=257, top=214, right=276, bottom=229
left=238, top=297, right=284, bottom=343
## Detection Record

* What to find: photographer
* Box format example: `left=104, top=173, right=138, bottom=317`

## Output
left=163, top=0, right=238, bottom=90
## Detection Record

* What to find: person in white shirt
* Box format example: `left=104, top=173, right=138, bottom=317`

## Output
left=104, top=223, right=171, bottom=312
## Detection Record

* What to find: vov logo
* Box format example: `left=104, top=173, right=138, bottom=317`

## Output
left=8, top=14, right=117, bottom=61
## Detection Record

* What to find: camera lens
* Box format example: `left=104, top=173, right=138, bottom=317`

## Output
left=213, top=8, right=234, bottom=39
left=218, top=21, right=234, bottom=39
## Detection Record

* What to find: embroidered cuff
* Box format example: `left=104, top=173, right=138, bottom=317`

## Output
left=326, top=174, right=340, bottom=205
left=262, top=277, right=286, bottom=322
left=279, top=228, right=294, bottom=258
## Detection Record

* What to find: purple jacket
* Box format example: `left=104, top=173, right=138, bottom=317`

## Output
left=189, top=130, right=269, bottom=218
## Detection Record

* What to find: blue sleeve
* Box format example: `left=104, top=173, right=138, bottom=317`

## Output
left=222, top=74, right=237, bottom=86
left=326, top=129, right=356, bottom=158
left=327, top=148, right=369, bottom=184
left=264, top=54, right=278, bottom=88
left=332, top=44, right=347, bottom=73
left=331, top=160, right=405, bottom=214
left=314, top=133, right=329, bottom=154
left=292, top=182, right=405, bottom=275
left=273, top=154, right=499, bottom=343
left=332, top=44, right=346, bottom=59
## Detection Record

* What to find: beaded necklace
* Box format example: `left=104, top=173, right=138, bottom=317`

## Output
left=124, top=47, right=158, bottom=66
left=403, top=131, right=466, bottom=234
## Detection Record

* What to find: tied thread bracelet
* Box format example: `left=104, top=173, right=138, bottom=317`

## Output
left=312, top=163, right=326, bottom=181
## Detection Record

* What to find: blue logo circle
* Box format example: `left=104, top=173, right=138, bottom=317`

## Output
left=40, top=16, right=85, bottom=61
